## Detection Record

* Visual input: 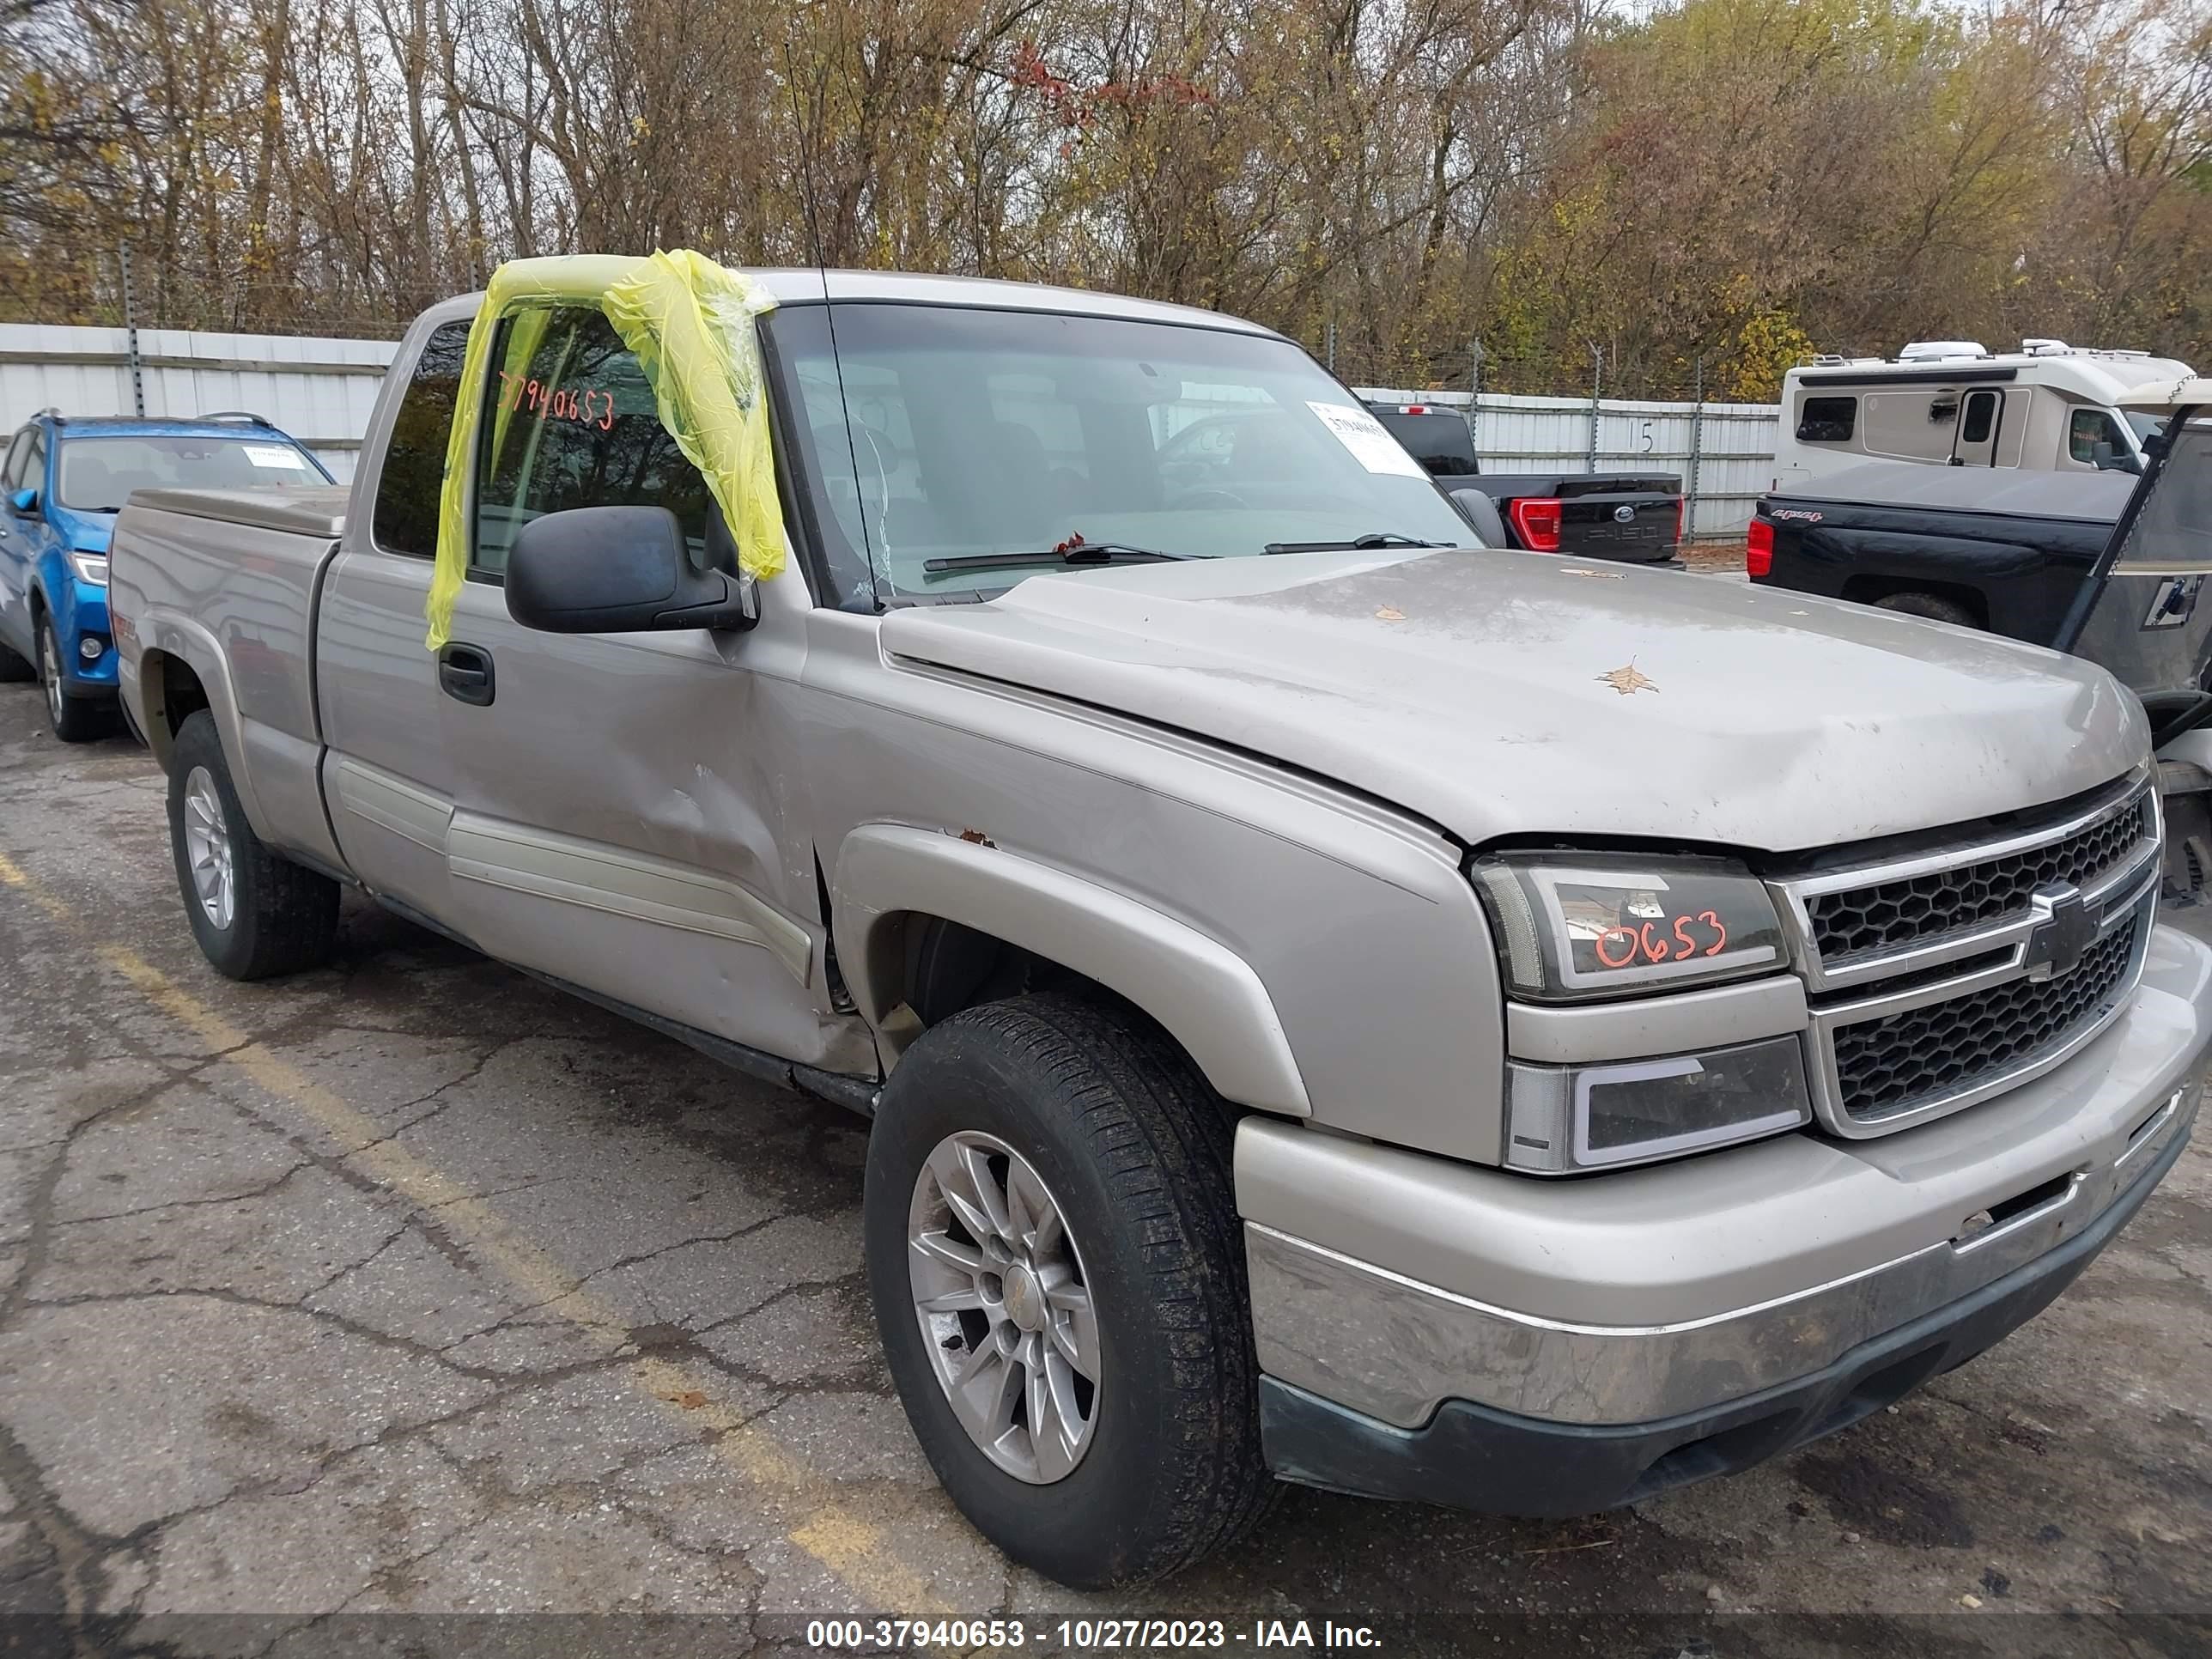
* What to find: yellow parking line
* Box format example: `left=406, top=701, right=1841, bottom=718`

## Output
left=0, top=848, right=958, bottom=1618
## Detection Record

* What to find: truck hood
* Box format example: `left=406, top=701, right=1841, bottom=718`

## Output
left=878, top=549, right=2145, bottom=853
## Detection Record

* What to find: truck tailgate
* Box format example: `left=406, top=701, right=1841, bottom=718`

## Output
left=1555, top=478, right=1680, bottom=565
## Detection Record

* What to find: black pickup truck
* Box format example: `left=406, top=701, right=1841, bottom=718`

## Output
left=1748, top=459, right=2136, bottom=638
left=1367, top=404, right=1684, bottom=566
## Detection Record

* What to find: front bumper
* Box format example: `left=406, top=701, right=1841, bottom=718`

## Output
left=52, top=581, right=118, bottom=697
left=1238, top=921, right=2212, bottom=1512
left=1259, top=1120, right=2187, bottom=1514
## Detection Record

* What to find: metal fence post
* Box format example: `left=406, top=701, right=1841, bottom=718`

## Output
left=1687, top=354, right=1705, bottom=544
left=1467, top=340, right=1483, bottom=449
left=1325, top=318, right=1336, bottom=374
left=119, top=243, right=146, bottom=416
left=1587, top=347, right=1602, bottom=474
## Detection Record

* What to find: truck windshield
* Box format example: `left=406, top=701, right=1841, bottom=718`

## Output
left=762, top=303, right=1474, bottom=605
left=57, top=435, right=319, bottom=510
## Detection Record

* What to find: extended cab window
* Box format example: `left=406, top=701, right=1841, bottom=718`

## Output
left=1796, top=396, right=1856, bottom=443
left=373, top=319, right=471, bottom=557
left=469, top=307, right=712, bottom=578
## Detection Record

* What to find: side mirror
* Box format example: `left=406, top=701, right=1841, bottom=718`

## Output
left=6, top=487, right=36, bottom=518
left=1442, top=483, right=1508, bottom=549
left=503, top=505, right=757, bottom=635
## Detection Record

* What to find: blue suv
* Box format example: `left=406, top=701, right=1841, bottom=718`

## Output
left=0, top=413, right=331, bottom=740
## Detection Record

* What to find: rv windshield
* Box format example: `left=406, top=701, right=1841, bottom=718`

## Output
left=763, top=303, right=1475, bottom=605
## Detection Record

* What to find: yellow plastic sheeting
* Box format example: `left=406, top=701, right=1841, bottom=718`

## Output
left=425, top=251, right=786, bottom=649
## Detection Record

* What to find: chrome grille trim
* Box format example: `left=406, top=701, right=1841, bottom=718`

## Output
left=1772, top=772, right=2162, bottom=1139
left=1803, top=893, right=2154, bottom=1137
left=1770, top=771, right=2160, bottom=993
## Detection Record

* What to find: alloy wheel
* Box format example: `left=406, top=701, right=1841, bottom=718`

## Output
left=181, top=765, right=236, bottom=930
left=39, top=628, right=61, bottom=726
left=906, top=1130, right=1101, bottom=1483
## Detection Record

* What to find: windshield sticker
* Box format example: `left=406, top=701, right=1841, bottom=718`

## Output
left=1305, top=401, right=1429, bottom=477
left=243, top=445, right=311, bottom=469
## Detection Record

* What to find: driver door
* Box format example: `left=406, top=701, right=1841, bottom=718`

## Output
left=435, top=303, right=839, bottom=1067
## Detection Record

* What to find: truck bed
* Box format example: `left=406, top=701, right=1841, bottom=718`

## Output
left=129, top=483, right=352, bottom=538
left=110, top=483, right=353, bottom=866
left=1750, top=463, right=2131, bottom=644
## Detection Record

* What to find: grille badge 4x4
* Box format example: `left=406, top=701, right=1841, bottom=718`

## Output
left=2023, top=883, right=2098, bottom=980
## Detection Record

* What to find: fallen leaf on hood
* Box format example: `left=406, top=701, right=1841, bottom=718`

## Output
left=1596, top=660, right=1658, bottom=696
left=1375, top=605, right=1407, bottom=621
left=663, top=1390, right=710, bottom=1410
left=1558, top=567, right=1625, bottom=580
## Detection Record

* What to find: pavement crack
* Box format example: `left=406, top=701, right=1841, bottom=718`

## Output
left=18, top=1287, right=517, bottom=1382
left=0, top=1415, right=123, bottom=1624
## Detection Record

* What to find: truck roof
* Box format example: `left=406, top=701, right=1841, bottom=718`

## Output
left=431, top=268, right=1283, bottom=339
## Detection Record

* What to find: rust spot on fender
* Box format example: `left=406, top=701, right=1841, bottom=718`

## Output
left=957, top=829, right=995, bottom=847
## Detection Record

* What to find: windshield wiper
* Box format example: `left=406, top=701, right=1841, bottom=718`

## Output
left=921, top=542, right=1195, bottom=576
left=1263, top=532, right=1449, bottom=555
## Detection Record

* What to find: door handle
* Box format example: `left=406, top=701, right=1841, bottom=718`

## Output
left=438, top=641, right=495, bottom=707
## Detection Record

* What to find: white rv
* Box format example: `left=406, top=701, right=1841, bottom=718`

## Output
left=1773, top=339, right=2194, bottom=489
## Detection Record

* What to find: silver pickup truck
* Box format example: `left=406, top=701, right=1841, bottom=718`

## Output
left=109, top=272, right=2209, bottom=1589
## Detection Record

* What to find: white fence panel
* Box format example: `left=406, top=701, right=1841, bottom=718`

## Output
left=1357, top=385, right=1781, bottom=541
left=0, top=324, right=398, bottom=482
left=0, top=329, right=1785, bottom=532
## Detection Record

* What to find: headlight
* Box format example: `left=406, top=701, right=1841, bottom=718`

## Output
left=1472, top=852, right=1786, bottom=1002
left=69, top=552, right=109, bottom=586
left=1505, top=1036, right=1812, bottom=1173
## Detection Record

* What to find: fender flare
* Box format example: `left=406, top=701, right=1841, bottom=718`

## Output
left=132, top=611, right=273, bottom=839
left=833, top=823, right=1311, bottom=1118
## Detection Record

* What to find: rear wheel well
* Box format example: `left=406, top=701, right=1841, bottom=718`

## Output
left=1839, top=575, right=1988, bottom=629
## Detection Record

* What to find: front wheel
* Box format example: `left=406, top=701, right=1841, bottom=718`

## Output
left=38, top=619, right=107, bottom=742
left=864, top=994, right=1273, bottom=1588
left=166, top=710, right=340, bottom=979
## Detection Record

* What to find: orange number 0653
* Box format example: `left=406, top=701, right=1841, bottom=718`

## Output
left=1594, top=911, right=1729, bottom=969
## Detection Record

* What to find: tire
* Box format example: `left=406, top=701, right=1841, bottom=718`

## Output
left=865, top=994, right=1273, bottom=1588
left=166, top=709, right=340, bottom=979
left=1874, top=591, right=1977, bottom=628
left=37, top=617, right=108, bottom=742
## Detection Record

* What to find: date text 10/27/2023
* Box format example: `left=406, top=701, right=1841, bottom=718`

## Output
left=803, top=1618, right=1384, bottom=1650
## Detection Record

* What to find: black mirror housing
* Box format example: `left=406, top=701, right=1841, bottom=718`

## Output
left=503, top=505, right=758, bottom=635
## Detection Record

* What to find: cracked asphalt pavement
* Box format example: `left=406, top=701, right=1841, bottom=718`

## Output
left=0, top=683, right=2208, bottom=1657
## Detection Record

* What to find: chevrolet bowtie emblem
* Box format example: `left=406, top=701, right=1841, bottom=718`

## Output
left=2023, top=884, right=2098, bottom=979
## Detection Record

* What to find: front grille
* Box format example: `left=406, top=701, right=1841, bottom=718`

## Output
left=1808, top=794, right=2148, bottom=964
left=1832, top=921, right=2138, bottom=1121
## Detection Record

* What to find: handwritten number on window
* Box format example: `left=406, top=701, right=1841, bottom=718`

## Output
left=496, top=371, right=618, bottom=433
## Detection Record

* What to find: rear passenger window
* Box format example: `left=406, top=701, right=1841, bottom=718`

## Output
left=372, top=320, right=471, bottom=557
left=469, top=307, right=713, bottom=579
left=1796, top=396, right=1856, bottom=443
